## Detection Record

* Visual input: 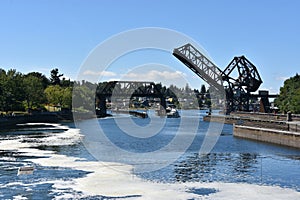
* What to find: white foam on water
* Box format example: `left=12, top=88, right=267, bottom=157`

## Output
left=71, top=170, right=300, bottom=199
left=0, top=124, right=82, bottom=151
left=0, top=138, right=31, bottom=150
left=0, top=156, right=17, bottom=161
left=23, top=148, right=300, bottom=199
left=13, top=195, right=27, bottom=200
left=37, top=124, right=82, bottom=146
left=1, top=123, right=300, bottom=199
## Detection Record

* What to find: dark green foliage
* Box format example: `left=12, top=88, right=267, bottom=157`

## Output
left=25, top=72, right=50, bottom=89
left=23, top=75, right=46, bottom=109
left=275, top=73, right=300, bottom=114
left=0, top=69, right=25, bottom=111
left=0, top=68, right=72, bottom=112
left=50, top=68, right=63, bottom=85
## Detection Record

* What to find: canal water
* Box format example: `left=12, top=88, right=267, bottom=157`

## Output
left=0, top=110, right=300, bottom=199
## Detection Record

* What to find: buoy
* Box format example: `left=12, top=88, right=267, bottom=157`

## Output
left=17, top=166, right=34, bottom=175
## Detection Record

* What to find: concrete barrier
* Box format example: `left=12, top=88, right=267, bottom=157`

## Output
left=203, top=115, right=239, bottom=124
left=231, top=111, right=300, bottom=122
left=234, top=125, right=300, bottom=149
left=204, top=115, right=297, bottom=132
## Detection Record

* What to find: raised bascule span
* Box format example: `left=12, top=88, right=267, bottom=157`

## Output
left=173, top=43, right=224, bottom=92
left=173, top=43, right=272, bottom=113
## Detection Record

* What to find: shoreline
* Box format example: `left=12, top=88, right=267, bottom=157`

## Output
left=0, top=112, right=73, bottom=129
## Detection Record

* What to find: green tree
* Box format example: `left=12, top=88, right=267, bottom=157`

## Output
left=0, top=69, right=25, bottom=111
left=275, top=73, right=300, bottom=113
left=45, top=85, right=63, bottom=107
left=26, top=72, right=50, bottom=89
left=73, top=82, right=95, bottom=111
left=23, top=75, right=46, bottom=109
left=0, top=69, right=7, bottom=111
left=61, top=77, right=72, bottom=87
left=45, top=85, right=72, bottom=109
left=62, top=86, right=72, bottom=109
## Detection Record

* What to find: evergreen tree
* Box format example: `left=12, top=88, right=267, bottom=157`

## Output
left=200, top=84, right=206, bottom=94
left=50, top=68, right=63, bottom=85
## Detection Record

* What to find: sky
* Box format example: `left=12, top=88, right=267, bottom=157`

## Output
left=0, top=0, right=299, bottom=93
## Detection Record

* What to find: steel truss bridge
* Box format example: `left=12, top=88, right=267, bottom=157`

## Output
left=173, top=43, right=277, bottom=113
left=96, top=81, right=166, bottom=117
left=95, top=44, right=277, bottom=116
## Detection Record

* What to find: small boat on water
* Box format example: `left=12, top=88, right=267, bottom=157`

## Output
left=166, top=105, right=180, bottom=118
left=129, top=110, right=148, bottom=118
left=17, top=166, right=34, bottom=175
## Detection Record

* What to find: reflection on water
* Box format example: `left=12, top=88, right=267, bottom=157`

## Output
left=139, top=151, right=300, bottom=191
left=174, top=153, right=259, bottom=183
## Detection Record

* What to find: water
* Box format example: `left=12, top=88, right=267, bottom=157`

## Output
left=0, top=110, right=300, bottom=199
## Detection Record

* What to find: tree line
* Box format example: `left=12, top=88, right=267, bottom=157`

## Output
left=0, top=68, right=72, bottom=113
left=0, top=68, right=212, bottom=113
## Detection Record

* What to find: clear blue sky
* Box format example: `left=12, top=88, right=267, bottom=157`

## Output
left=0, top=0, right=299, bottom=93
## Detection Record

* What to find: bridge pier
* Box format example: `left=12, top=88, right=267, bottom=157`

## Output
left=96, top=96, right=107, bottom=117
left=156, top=97, right=167, bottom=116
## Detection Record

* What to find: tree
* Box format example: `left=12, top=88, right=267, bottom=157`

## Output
left=200, top=84, right=206, bottom=94
left=0, top=69, right=7, bottom=111
left=23, top=75, right=46, bottom=109
left=184, top=83, right=191, bottom=94
left=275, top=73, right=300, bottom=113
left=61, top=77, right=72, bottom=87
left=50, top=68, right=63, bottom=85
left=62, top=87, right=72, bottom=109
left=45, top=85, right=63, bottom=107
left=44, top=85, right=72, bottom=109
left=26, top=72, right=50, bottom=89
left=73, top=82, right=96, bottom=111
left=155, top=83, right=167, bottom=97
left=0, top=69, right=25, bottom=111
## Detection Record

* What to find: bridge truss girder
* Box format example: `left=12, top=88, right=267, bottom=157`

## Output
left=96, top=81, right=164, bottom=98
left=173, top=44, right=224, bottom=92
left=95, top=81, right=166, bottom=116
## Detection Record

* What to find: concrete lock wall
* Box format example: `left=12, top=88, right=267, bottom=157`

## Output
left=234, top=125, right=300, bottom=149
left=231, top=111, right=300, bottom=122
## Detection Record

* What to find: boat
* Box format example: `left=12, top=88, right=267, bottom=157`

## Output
left=17, top=166, right=34, bottom=175
left=166, top=105, right=180, bottom=118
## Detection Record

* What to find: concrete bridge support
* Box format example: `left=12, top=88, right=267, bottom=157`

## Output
left=96, top=96, right=107, bottom=117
